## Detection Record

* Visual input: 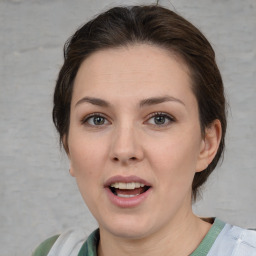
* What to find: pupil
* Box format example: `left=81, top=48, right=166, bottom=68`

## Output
left=94, top=116, right=104, bottom=125
left=155, top=116, right=165, bottom=124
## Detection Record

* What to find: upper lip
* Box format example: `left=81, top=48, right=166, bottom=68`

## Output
left=104, top=175, right=152, bottom=187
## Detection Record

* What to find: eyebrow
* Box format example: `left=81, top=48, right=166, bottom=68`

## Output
left=75, top=95, right=185, bottom=108
left=139, top=96, right=185, bottom=107
left=75, top=97, right=110, bottom=108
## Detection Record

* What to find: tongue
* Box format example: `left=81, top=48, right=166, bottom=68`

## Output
left=115, top=187, right=145, bottom=196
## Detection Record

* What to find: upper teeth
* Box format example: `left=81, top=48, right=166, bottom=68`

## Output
left=110, top=182, right=145, bottom=190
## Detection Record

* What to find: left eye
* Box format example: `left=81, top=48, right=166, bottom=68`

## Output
left=83, top=115, right=109, bottom=126
left=147, top=113, right=174, bottom=126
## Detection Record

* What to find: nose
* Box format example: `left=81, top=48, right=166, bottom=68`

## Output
left=109, top=124, right=144, bottom=164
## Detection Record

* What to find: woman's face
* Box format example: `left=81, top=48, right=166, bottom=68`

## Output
left=67, top=44, right=209, bottom=239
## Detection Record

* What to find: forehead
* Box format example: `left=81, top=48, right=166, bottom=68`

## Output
left=72, top=44, right=194, bottom=104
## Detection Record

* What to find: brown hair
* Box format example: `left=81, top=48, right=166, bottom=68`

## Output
left=52, top=5, right=227, bottom=200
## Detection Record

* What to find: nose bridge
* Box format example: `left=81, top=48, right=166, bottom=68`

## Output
left=110, top=120, right=143, bottom=163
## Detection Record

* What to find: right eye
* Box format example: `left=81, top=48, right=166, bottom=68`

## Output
left=82, top=114, right=110, bottom=126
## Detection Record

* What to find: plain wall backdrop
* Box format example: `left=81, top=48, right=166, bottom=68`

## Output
left=0, top=0, right=255, bottom=255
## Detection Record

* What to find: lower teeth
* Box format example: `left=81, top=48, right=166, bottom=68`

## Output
left=110, top=186, right=150, bottom=197
left=117, top=194, right=140, bottom=198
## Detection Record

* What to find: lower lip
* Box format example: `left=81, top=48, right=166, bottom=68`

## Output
left=105, top=187, right=152, bottom=208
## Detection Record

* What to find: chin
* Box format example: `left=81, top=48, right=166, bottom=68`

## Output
left=99, top=214, right=156, bottom=240
left=106, top=226, right=151, bottom=240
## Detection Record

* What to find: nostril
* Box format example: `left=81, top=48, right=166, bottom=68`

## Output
left=112, top=156, right=137, bottom=162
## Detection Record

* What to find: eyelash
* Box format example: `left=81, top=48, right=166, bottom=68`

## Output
left=81, top=113, right=110, bottom=127
left=81, top=112, right=175, bottom=127
left=145, top=112, right=175, bottom=127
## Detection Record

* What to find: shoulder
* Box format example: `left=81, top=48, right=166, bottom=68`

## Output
left=32, top=229, right=88, bottom=256
left=32, top=235, right=60, bottom=256
left=209, top=219, right=256, bottom=256
left=224, top=223, right=256, bottom=248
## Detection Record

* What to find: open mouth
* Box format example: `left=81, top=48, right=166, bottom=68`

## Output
left=109, top=182, right=151, bottom=198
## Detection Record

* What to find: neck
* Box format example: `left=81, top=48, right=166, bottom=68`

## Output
left=98, top=210, right=212, bottom=256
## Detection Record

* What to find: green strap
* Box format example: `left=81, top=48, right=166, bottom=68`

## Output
left=32, top=235, right=60, bottom=256
left=78, top=229, right=99, bottom=256
left=190, top=218, right=225, bottom=256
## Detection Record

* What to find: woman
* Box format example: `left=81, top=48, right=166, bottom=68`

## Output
left=33, top=4, right=256, bottom=256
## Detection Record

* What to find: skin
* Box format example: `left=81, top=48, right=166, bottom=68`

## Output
left=66, top=44, right=221, bottom=256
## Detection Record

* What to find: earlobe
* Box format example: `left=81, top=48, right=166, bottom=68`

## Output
left=69, top=167, right=76, bottom=177
left=196, top=119, right=222, bottom=172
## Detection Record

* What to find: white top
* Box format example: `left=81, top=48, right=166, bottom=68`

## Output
left=208, top=222, right=256, bottom=255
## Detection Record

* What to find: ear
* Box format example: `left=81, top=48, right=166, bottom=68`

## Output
left=62, top=134, right=70, bottom=155
left=196, top=119, right=222, bottom=172
left=69, top=166, right=76, bottom=177
left=62, top=135, right=76, bottom=177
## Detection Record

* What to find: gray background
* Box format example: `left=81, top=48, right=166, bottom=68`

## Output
left=0, top=0, right=255, bottom=255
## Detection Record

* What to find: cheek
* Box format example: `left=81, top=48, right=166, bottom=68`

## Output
left=68, top=136, right=107, bottom=209
left=147, top=133, right=202, bottom=185
left=68, top=133, right=108, bottom=178
left=150, top=134, right=201, bottom=167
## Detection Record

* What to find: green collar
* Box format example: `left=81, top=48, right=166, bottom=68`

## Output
left=78, top=229, right=99, bottom=256
left=190, top=218, right=225, bottom=256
